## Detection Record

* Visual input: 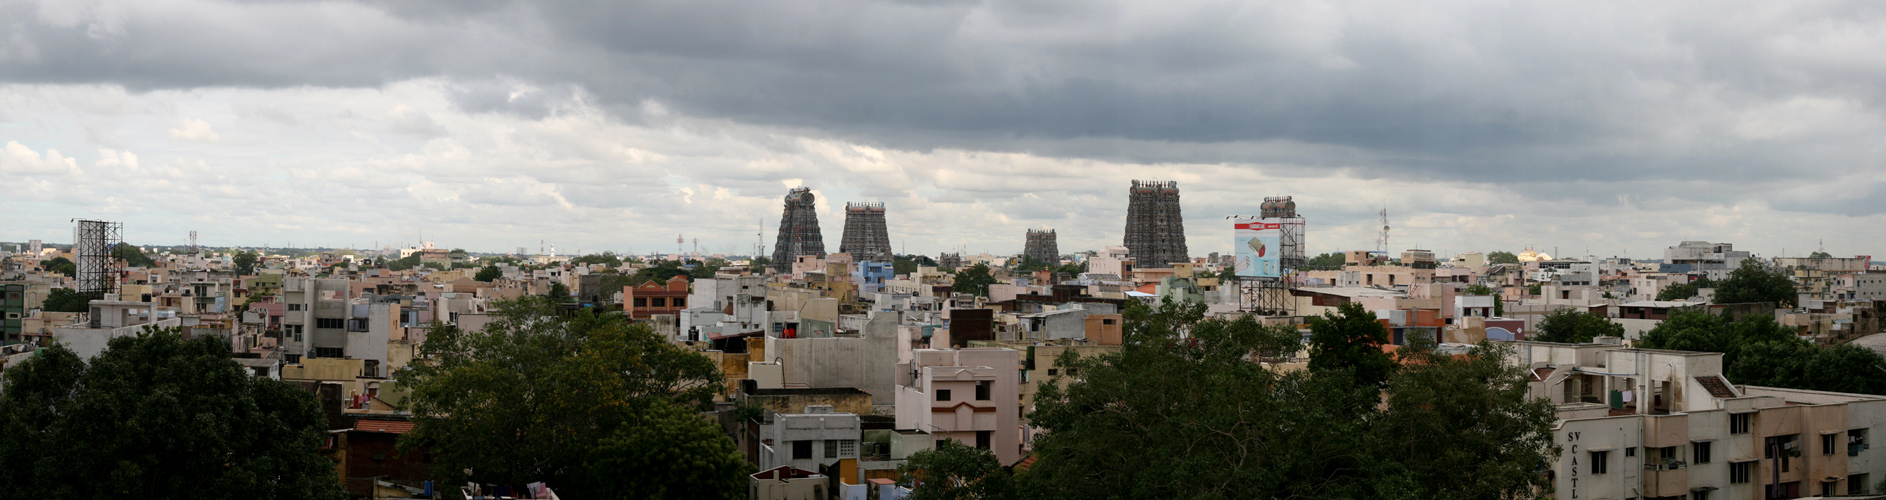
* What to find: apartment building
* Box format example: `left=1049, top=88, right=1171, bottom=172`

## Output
left=1507, top=340, right=1886, bottom=499
left=282, top=277, right=352, bottom=364
left=756, top=406, right=862, bottom=473
left=894, top=348, right=1022, bottom=465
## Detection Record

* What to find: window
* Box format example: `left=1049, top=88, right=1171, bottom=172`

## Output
left=1825, top=433, right=1838, bottom=455
left=674, top=297, right=686, bottom=308
left=1047, top=369, right=1058, bottom=376
left=1591, top=450, right=1609, bottom=474
left=1850, top=429, right=1869, bottom=457
left=1823, top=481, right=1839, bottom=497
left=1102, top=318, right=1115, bottom=325
left=287, top=303, right=302, bottom=311
left=793, top=440, right=813, bottom=460
left=1852, top=474, right=1870, bottom=495
left=1692, top=491, right=1710, bottom=500
left=935, top=389, right=951, bottom=402
left=1730, top=413, right=1751, bottom=434
left=975, top=431, right=991, bottom=450
left=313, top=347, right=343, bottom=358
left=652, top=298, right=666, bottom=307
left=1625, top=446, right=1636, bottom=457
left=634, top=298, right=647, bottom=307
left=315, top=317, right=344, bottom=329
left=1694, top=441, right=1712, bottom=464
left=825, top=439, right=838, bottom=459
left=975, top=381, right=991, bottom=401
left=1731, top=461, right=1752, bottom=484
left=839, top=440, right=855, bottom=458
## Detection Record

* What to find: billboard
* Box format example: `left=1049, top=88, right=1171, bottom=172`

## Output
left=1235, top=219, right=1282, bottom=278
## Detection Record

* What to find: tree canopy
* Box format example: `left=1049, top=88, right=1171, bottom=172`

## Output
left=398, top=297, right=740, bottom=497
left=1636, top=310, right=1886, bottom=395
left=232, top=250, right=260, bottom=275
left=571, top=252, right=623, bottom=267
left=41, top=287, right=93, bottom=313
left=950, top=263, right=1000, bottom=297
left=1304, top=252, right=1346, bottom=270
left=1712, top=260, right=1798, bottom=308
left=44, top=256, right=75, bottom=277
left=901, top=440, right=1013, bottom=500
left=110, top=244, right=156, bottom=267
left=1019, top=301, right=1555, bottom=499
left=1488, top=250, right=1519, bottom=264
left=1656, top=282, right=1700, bottom=301
left=1532, top=308, right=1625, bottom=344
left=1306, top=302, right=1398, bottom=388
left=0, top=328, right=345, bottom=499
left=474, top=265, right=503, bottom=282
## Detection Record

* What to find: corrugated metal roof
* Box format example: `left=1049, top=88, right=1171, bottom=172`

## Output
left=355, top=419, right=414, bottom=434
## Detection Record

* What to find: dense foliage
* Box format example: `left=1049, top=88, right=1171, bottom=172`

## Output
left=951, top=263, right=1000, bottom=297
left=40, top=288, right=93, bottom=313
left=1304, top=252, right=1346, bottom=270
left=109, top=243, right=156, bottom=267
left=233, top=250, right=260, bottom=275
left=0, top=329, right=344, bottom=499
left=474, top=265, right=503, bottom=282
left=901, top=440, right=1014, bottom=500
left=1532, top=308, right=1625, bottom=344
left=43, top=256, right=75, bottom=277
left=1488, top=250, right=1519, bottom=264
left=1636, top=310, right=1886, bottom=395
left=1656, top=282, right=1699, bottom=301
left=399, top=297, right=743, bottom=497
left=1012, top=299, right=1557, bottom=499
left=1712, top=261, right=1798, bottom=308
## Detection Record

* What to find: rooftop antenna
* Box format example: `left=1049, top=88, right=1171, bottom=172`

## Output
left=677, top=234, right=684, bottom=259
left=1377, top=207, right=1390, bottom=252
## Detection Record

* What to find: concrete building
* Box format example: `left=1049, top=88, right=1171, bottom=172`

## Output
left=1663, top=241, right=1753, bottom=281
left=1087, top=246, right=1135, bottom=280
left=50, top=297, right=183, bottom=359
left=838, top=202, right=893, bottom=265
left=1122, top=180, right=1188, bottom=267
left=757, top=406, right=862, bottom=473
left=765, top=312, right=901, bottom=405
left=623, top=276, right=690, bottom=320
left=283, top=277, right=353, bottom=364
left=772, top=187, right=828, bottom=275
left=895, top=348, right=1022, bottom=465
left=749, top=466, right=829, bottom=500
left=1507, top=340, right=1886, bottom=499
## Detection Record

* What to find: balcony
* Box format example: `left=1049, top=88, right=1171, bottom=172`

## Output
left=1644, top=458, right=1688, bottom=471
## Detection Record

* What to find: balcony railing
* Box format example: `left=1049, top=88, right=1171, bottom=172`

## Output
left=1644, top=459, right=1687, bottom=471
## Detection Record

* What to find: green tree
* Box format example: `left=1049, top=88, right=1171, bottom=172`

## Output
left=0, top=329, right=345, bottom=499
left=1022, top=307, right=1554, bottom=499
left=44, top=256, right=75, bottom=277
left=110, top=244, right=156, bottom=267
left=545, top=282, right=571, bottom=302
left=630, top=260, right=693, bottom=285
left=400, top=297, right=731, bottom=496
left=1307, top=302, right=1398, bottom=388
left=1375, top=340, right=1559, bottom=498
left=1488, top=251, right=1519, bottom=264
left=474, top=265, right=503, bottom=282
left=901, top=440, right=1013, bottom=500
left=387, top=254, right=423, bottom=271
left=232, top=250, right=260, bottom=275
left=1712, top=260, right=1798, bottom=308
left=749, top=255, right=771, bottom=271
left=1465, top=284, right=1495, bottom=296
left=1809, top=250, right=1833, bottom=259
left=689, top=258, right=729, bottom=279
left=951, top=263, right=1000, bottom=297
left=571, top=252, right=623, bottom=267
left=1657, top=282, right=1699, bottom=301
left=1636, top=310, right=1886, bottom=395
left=579, top=400, right=752, bottom=498
left=1526, top=283, right=1542, bottom=296
left=1055, top=261, right=1086, bottom=277
left=1495, top=296, right=1505, bottom=317
left=1304, top=252, right=1346, bottom=270
left=893, top=255, right=919, bottom=276
left=41, top=288, right=93, bottom=312
left=1532, top=308, right=1625, bottom=344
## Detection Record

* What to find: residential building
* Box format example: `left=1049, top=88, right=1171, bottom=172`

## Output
left=757, top=406, right=862, bottom=473
left=623, top=276, right=690, bottom=319
left=895, top=348, right=1022, bottom=465
left=50, top=297, right=183, bottom=359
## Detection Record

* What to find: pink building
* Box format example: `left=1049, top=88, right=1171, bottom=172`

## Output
left=895, top=348, right=1022, bottom=465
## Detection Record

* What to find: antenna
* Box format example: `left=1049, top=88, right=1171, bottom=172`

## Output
left=1377, top=207, right=1390, bottom=252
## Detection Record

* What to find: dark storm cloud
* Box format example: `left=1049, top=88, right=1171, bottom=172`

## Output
left=4, top=0, right=1885, bottom=217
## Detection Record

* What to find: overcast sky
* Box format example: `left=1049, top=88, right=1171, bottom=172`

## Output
left=3, top=0, right=1882, bottom=259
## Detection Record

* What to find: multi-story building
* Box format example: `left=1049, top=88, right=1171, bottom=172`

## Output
left=1, top=283, right=29, bottom=345
left=1508, top=340, right=1886, bottom=499
left=895, top=348, right=1022, bottom=465
left=282, top=277, right=353, bottom=364
left=623, top=276, right=690, bottom=320
left=1663, top=241, right=1753, bottom=281
left=756, top=406, right=862, bottom=473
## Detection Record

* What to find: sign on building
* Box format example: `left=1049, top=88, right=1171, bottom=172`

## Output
left=1234, top=219, right=1281, bottom=278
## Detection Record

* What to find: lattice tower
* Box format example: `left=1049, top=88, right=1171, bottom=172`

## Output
left=1122, top=180, right=1189, bottom=267
left=839, top=202, right=893, bottom=263
left=770, top=187, right=827, bottom=273
left=73, top=219, right=122, bottom=297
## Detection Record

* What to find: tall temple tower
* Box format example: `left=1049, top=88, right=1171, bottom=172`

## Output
left=838, top=202, right=893, bottom=263
left=771, top=187, right=826, bottom=274
left=1122, top=180, right=1188, bottom=267
left=1023, top=229, right=1059, bottom=265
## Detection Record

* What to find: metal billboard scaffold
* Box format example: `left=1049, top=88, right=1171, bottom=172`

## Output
left=72, top=219, right=123, bottom=298
left=1228, top=197, right=1305, bottom=316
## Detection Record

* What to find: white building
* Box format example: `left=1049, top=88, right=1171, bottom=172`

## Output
left=757, top=406, right=862, bottom=473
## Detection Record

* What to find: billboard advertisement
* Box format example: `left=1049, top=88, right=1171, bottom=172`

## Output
left=1235, top=219, right=1282, bottom=278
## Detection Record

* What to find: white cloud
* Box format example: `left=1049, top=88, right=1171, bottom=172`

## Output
left=95, top=148, right=138, bottom=168
left=167, top=118, right=220, bottom=142
left=1, top=141, right=80, bottom=176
